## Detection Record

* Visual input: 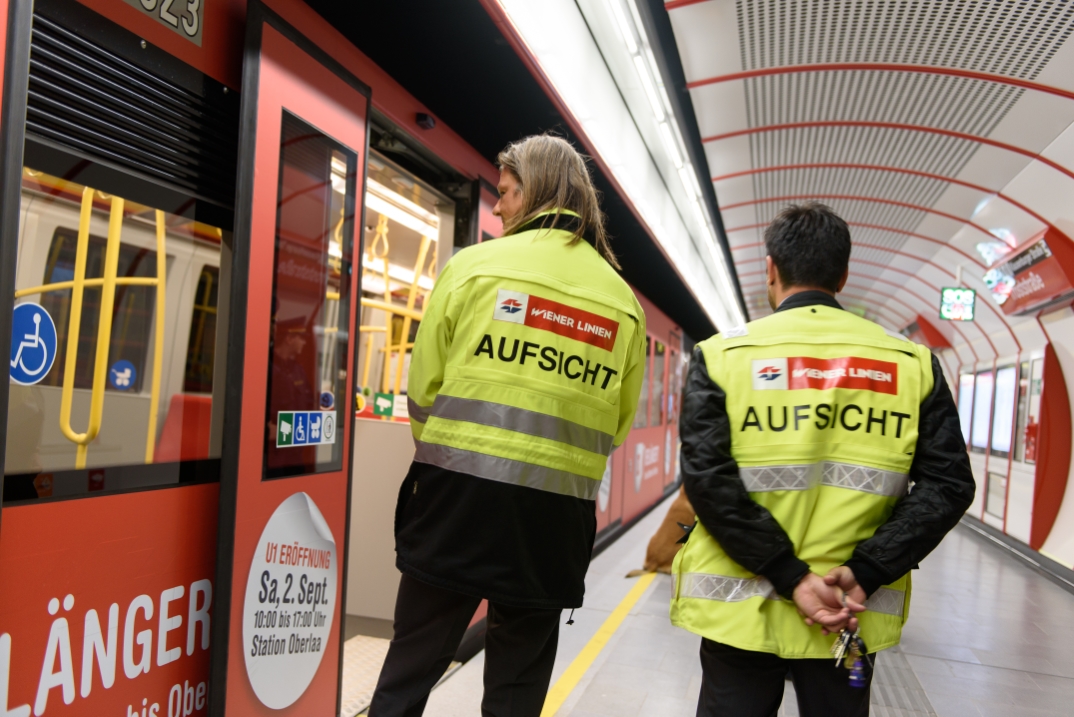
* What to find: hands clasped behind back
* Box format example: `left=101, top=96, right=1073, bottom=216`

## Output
left=792, top=570, right=866, bottom=635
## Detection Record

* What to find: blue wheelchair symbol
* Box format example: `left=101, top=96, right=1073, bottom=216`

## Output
left=109, top=359, right=137, bottom=391
left=10, top=303, right=57, bottom=385
left=293, top=412, right=309, bottom=445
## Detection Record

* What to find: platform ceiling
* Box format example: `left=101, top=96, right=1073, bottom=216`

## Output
left=663, top=0, right=1074, bottom=372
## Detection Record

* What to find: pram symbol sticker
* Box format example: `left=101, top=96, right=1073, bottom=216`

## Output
left=109, top=359, right=137, bottom=390
left=9, top=303, right=57, bottom=385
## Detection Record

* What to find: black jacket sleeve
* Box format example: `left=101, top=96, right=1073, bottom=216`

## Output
left=679, top=346, right=810, bottom=599
left=843, top=354, right=976, bottom=596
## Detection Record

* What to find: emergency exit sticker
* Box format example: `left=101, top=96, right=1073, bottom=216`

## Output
left=277, top=411, right=337, bottom=447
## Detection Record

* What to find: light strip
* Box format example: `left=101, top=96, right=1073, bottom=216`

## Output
left=600, top=0, right=744, bottom=325
left=364, top=192, right=439, bottom=240
left=492, top=0, right=745, bottom=329
left=363, top=258, right=435, bottom=291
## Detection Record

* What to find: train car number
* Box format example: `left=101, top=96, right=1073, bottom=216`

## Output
left=123, top=0, right=204, bottom=46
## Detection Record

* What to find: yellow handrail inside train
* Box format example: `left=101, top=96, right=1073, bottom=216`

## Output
left=57, top=187, right=95, bottom=456
left=16, top=186, right=168, bottom=470
left=144, top=210, right=167, bottom=463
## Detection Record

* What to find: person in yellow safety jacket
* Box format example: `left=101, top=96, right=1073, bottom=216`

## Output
left=370, top=135, right=646, bottom=717
left=671, top=202, right=974, bottom=717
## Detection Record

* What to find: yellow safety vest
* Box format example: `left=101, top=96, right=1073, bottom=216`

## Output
left=671, top=305, right=933, bottom=658
left=407, top=211, right=646, bottom=500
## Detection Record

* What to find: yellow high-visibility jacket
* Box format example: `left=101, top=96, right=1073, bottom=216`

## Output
left=672, top=300, right=941, bottom=657
left=397, top=210, right=646, bottom=608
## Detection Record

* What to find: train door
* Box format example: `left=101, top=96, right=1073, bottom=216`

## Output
left=622, top=335, right=666, bottom=522
left=0, top=1, right=239, bottom=714
left=665, top=334, right=683, bottom=488
left=209, top=3, right=368, bottom=716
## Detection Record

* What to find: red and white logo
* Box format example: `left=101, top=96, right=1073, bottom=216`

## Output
left=493, top=288, right=619, bottom=350
left=752, top=357, right=898, bottom=394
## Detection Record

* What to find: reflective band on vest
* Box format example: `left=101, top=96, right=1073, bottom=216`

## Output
left=414, top=441, right=600, bottom=500
left=408, top=397, right=431, bottom=423
left=429, top=395, right=614, bottom=456
left=676, top=573, right=905, bottom=617
left=739, top=462, right=908, bottom=497
left=677, top=573, right=777, bottom=602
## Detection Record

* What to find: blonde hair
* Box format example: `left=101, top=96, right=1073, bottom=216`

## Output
left=497, top=135, right=619, bottom=269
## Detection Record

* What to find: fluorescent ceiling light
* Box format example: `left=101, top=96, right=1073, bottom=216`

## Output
left=493, top=0, right=745, bottom=329
left=363, top=257, right=435, bottom=291
left=365, top=190, right=439, bottom=240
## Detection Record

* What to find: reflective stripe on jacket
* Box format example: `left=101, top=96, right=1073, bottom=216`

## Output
left=407, top=211, right=646, bottom=501
left=671, top=303, right=934, bottom=658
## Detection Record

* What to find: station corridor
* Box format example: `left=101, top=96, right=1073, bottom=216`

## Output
left=420, top=494, right=1074, bottom=717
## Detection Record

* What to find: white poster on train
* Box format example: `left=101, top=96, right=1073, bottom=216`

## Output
left=242, top=492, right=337, bottom=709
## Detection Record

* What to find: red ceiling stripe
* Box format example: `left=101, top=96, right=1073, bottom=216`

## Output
left=685, top=63, right=1074, bottom=104
left=665, top=0, right=711, bottom=9
left=711, top=162, right=1061, bottom=236
left=720, top=193, right=998, bottom=241
left=701, top=121, right=1074, bottom=182
left=726, top=219, right=986, bottom=268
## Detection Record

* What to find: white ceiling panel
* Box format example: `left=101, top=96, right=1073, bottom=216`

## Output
left=712, top=175, right=756, bottom=205
left=665, top=0, right=741, bottom=81
left=688, top=83, right=749, bottom=136
left=662, top=0, right=1074, bottom=360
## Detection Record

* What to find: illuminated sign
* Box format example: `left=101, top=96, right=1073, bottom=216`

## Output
left=939, top=288, right=976, bottom=321
left=988, top=230, right=1074, bottom=316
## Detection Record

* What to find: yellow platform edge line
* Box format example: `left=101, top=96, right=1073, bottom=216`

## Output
left=540, top=571, right=658, bottom=716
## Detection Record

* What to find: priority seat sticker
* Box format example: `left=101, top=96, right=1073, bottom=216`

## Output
left=751, top=357, right=898, bottom=394
left=493, top=289, right=618, bottom=351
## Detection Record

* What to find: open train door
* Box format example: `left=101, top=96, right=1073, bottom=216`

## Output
left=209, top=2, right=368, bottom=715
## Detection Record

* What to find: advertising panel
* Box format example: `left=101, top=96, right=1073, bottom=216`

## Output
left=0, top=484, right=218, bottom=717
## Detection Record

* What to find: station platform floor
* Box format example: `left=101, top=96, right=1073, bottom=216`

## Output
left=419, top=492, right=1074, bottom=717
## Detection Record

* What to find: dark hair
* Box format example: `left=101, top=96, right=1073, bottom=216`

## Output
left=764, top=202, right=851, bottom=292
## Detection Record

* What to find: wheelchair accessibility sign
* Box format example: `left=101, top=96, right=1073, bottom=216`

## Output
left=276, top=411, right=336, bottom=447
left=9, top=303, right=57, bottom=385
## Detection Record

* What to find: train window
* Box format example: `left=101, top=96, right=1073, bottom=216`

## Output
left=957, top=374, right=974, bottom=446
left=633, top=335, right=651, bottom=429
left=263, top=113, right=356, bottom=480
left=4, top=167, right=229, bottom=500
left=355, top=152, right=451, bottom=420
left=39, top=227, right=157, bottom=393
left=990, top=366, right=1017, bottom=459
left=970, top=371, right=994, bottom=454
left=651, top=341, right=666, bottom=427
left=183, top=267, right=219, bottom=393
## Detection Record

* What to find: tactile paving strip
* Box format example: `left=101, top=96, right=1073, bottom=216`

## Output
left=777, top=646, right=936, bottom=717
left=340, top=635, right=391, bottom=717
left=339, top=635, right=463, bottom=717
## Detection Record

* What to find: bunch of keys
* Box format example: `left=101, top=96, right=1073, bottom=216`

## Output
left=830, top=628, right=871, bottom=688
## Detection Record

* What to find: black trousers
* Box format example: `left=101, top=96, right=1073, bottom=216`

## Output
left=369, top=574, right=562, bottom=717
left=697, top=639, right=874, bottom=717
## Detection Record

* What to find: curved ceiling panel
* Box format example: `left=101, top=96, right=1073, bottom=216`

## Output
left=665, top=0, right=1074, bottom=371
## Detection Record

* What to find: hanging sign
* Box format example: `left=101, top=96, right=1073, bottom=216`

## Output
left=985, top=229, right=1074, bottom=316
left=242, top=492, right=337, bottom=709
left=939, top=288, right=976, bottom=321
